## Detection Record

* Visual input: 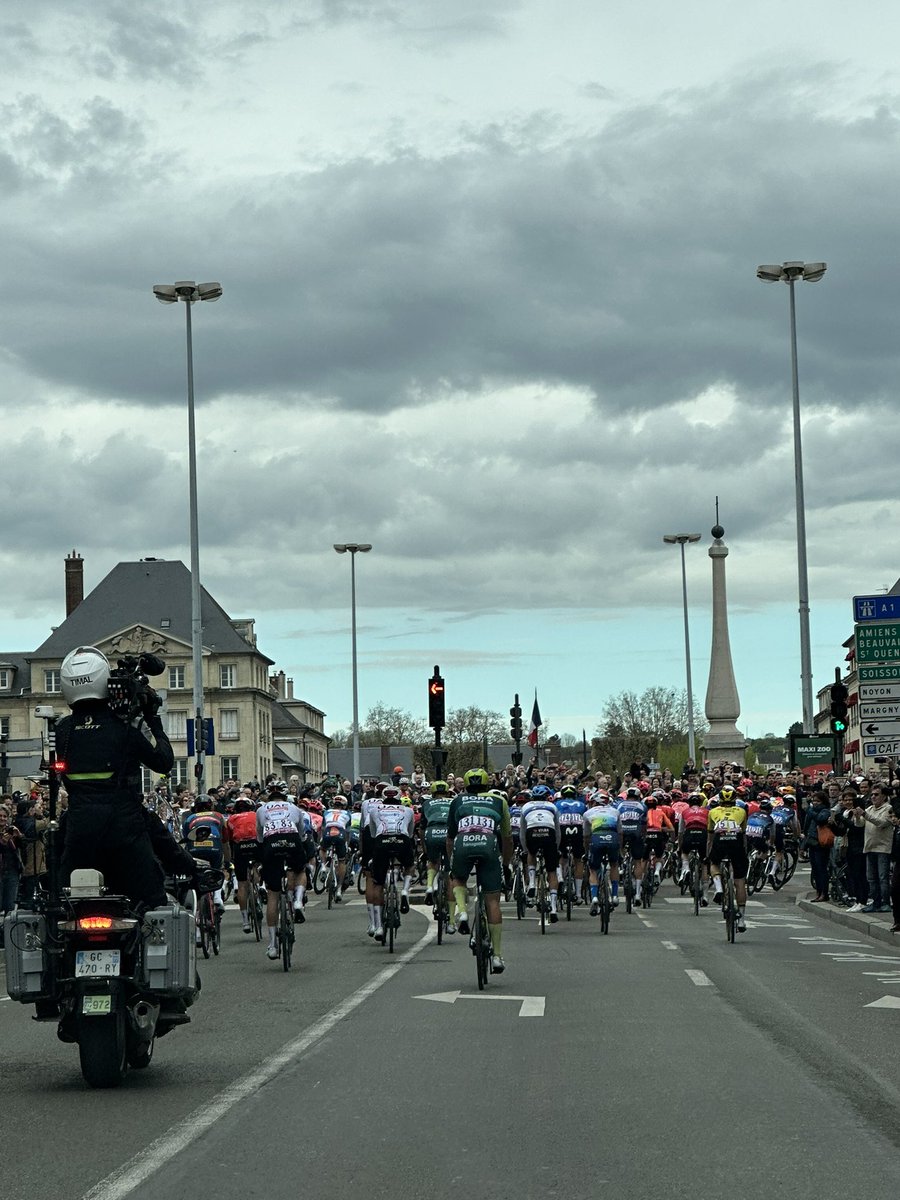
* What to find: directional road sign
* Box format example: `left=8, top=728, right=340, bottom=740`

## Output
left=864, top=739, right=900, bottom=757
left=854, top=595, right=900, bottom=623
left=859, top=665, right=900, bottom=681
left=859, top=682, right=900, bottom=701
left=859, top=702, right=900, bottom=721
left=860, top=719, right=900, bottom=738
left=855, top=621, right=900, bottom=664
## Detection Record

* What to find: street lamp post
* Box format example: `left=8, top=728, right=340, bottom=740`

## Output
left=757, top=261, right=826, bottom=733
left=333, top=543, right=372, bottom=785
left=153, top=281, right=222, bottom=790
left=663, top=533, right=701, bottom=765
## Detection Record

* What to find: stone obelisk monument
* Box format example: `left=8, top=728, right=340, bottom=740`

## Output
left=703, top=523, right=747, bottom=767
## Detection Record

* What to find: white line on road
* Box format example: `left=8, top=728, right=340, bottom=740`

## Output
left=661, top=940, right=679, bottom=950
left=864, top=995, right=900, bottom=1009
left=415, top=990, right=545, bottom=1017
left=685, top=969, right=713, bottom=987
left=81, top=922, right=437, bottom=1200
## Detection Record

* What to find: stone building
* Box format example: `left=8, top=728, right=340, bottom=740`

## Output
left=0, top=553, right=329, bottom=792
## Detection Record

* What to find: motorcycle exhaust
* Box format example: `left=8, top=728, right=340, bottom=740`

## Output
left=128, top=1000, right=160, bottom=1041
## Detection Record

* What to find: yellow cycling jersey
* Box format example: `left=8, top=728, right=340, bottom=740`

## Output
left=707, top=804, right=747, bottom=836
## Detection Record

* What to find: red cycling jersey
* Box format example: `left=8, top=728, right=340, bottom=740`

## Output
left=227, top=811, right=257, bottom=843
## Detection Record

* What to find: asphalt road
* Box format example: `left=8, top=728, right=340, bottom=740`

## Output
left=3, top=881, right=900, bottom=1200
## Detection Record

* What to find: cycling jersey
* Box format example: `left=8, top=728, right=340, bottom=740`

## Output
left=420, top=796, right=452, bottom=834
left=680, top=805, right=709, bottom=833
left=256, top=799, right=309, bottom=841
left=519, top=799, right=560, bottom=839
left=556, top=797, right=587, bottom=843
left=617, top=798, right=647, bottom=834
left=508, top=803, right=524, bottom=843
left=226, top=810, right=258, bottom=844
left=368, top=804, right=415, bottom=840
left=182, top=810, right=228, bottom=858
left=447, top=792, right=510, bottom=894
left=707, top=804, right=747, bottom=838
left=646, top=809, right=674, bottom=833
left=321, top=809, right=352, bottom=838
left=745, top=812, right=774, bottom=842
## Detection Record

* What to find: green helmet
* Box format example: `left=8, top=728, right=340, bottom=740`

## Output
left=430, top=780, right=449, bottom=795
left=464, top=767, right=490, bottom=789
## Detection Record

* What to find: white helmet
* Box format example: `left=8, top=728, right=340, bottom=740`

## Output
left=60, top=646, right=111, bottom=705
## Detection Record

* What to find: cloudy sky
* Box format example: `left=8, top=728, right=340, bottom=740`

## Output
left=2, top=1, right=899, bottom=746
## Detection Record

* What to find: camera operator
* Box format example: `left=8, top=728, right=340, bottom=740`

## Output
left=56, top=646, right=174, bottom=909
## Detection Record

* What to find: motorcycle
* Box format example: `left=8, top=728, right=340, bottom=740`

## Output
left=4, top=865, right=213, bottom=1088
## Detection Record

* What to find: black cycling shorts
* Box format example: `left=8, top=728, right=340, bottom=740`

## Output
left=260, top=834, right=305, bottom=891
left=371, top=834, right=415, bottom=886
left=524, top=826, right=560, bottom=872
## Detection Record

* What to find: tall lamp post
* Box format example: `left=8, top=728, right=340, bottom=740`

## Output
left=663, top=533, right=701, bottom=765
left=333, top=543, right=372, bottom=785
left=757, top=260, right=826, bottom=733
left=153, top=280, right=223, bottom=790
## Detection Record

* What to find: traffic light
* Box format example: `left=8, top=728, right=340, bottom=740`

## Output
left=510, top=700, right=523, bottom=742
left=428, top=667, right=445, bottom=730
left=830, top=678, right=849, bottom=735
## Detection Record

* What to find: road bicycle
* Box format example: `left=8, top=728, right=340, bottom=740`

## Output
left=534, top=850, right=550, bottom=934
left=511, top=849, right=528, bottom=920
left=745, top=847, right=768, bottom=896
left=659, top=840, right=680, bottom=886
left=719, top=856, right=737, bottom=944
left=432, top=855, right=451, bottom=945
left=276, top=859, right=296, bottom=972
left=621, top=846, right=635, bottom=914
left=643, top=847, right=660, bottom=909
left=686, top=848, right=705, bottom=917
left=247, top=861, right=264, bottom=942
left=768, top=839, right=799, bottom=890
left=827, top=848, right=852, bottom=907
left=383, top=856, right=402, bottom=953
left=472, top=880, right=493, bottom=991
left=560, top=852, right=577, bottom=921
left=594, top=852, right=613, bottom=935
left=314, top=846, right=342, bottom=908
left=343, top=845, right=366, bottom=895
left=195, top=883, right=221, bottom=959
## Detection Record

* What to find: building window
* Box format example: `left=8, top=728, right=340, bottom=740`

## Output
left=219, top=664, right=236, bottom=689
left=44, top=669, right=61, bottom=694
left=160, top=618, right=171, bottom=629
left=219, top=709, right=239, bottom=740
left=172, top=759, right=189, bottom=787
left=168, top=665, right=185, bottom=690
left=220, top=756, right=239, bottom=782
left=0, top=669, right=9, bottom=690
left=165, top=709, right=188, bottom=740
left=0, top=715, right=9, bottom=738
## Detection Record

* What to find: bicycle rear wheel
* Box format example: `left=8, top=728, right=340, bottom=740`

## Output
left=724, top=868, right=736, bottom=944
left=198, top=896, right=212, bottom=959
left=623, top=858, right=634, bottom=914
left=212, top=907, right=221, bottom=956
left=564, top=864, right=573, bottom=921
left=313, top=861, right=327, bottom=894
left=279, top=894, right=294, bottom=970
left=476, top=900, right=489, bottom=990
left=514, top=872, right=526, bottom=920
left=691, top=858, right=701, bottom=917
left=600, top=875, right=611, bottom=934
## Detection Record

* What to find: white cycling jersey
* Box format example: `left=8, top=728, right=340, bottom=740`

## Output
left=519, top=799, right=561, bottom=842
left=368, top=804, right=415, bottom=839
left=256, top=800, right=307, bottom=841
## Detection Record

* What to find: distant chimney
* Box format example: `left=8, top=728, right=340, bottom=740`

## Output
left=65, top=550, right=84, bottom=616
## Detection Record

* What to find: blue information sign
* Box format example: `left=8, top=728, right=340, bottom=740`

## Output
left=854, top=595, right=900, bottom=623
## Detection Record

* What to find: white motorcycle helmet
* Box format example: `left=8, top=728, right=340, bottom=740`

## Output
left=60, top=646, right=111, bottom=705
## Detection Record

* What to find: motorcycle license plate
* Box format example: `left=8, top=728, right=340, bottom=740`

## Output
left=82, top=994, right=112, bottom=1016
left=193, top=840, right=214, bottom=848
left=75, top=949, right=121, bottom=978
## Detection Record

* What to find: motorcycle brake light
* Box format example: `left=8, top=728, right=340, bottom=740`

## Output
left=78, top=916, right=114, bottom=931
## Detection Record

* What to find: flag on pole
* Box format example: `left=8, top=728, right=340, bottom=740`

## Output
left=527, top=693, right=542, bottom=748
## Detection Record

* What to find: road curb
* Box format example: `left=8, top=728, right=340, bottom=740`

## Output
left=796, top=896, right=899, bottom=948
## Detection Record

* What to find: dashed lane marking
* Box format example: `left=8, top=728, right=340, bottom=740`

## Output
left=661, top=941, right=679, bottom=950
left=685, top=969, right=713, bottom=987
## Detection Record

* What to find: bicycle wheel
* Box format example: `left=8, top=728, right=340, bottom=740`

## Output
left=514, top=871, right=526, bottom=920
left=212, top=906, right=221, bottom=956
left=198, top=895, right=212, bottom=960
left=475, top=899, right=489, bottom=991
left=691, top=857, right=701, bottom=917
left=327, top=871, right=336, bottom=910
left=643, top=868, right=653, bottom=909
left=251, top=878, right=263, bottom=941
left=279, top=893, right=294, bottom=971
left=783, top=847, right=798, bottom=883
left=623, top=857, right=634, bottom=914
left=600, top=874, right=611, bottom=934
left=538, top=872, right=547, bottom=934
left=313, top=860, right=327, bottom=894
left=724, top=868, right=736, bottom=944
left=564, top=863, right=573, bottom=921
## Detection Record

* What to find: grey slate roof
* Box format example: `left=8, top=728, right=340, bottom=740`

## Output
left=32, top=560, right=272, bottom=663
left=0, top=653, right=34, bottom=694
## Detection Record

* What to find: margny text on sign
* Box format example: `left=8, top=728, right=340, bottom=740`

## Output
left=854, top=621, right=900, bottom=664
left=859, top=702, right=900, bottom=721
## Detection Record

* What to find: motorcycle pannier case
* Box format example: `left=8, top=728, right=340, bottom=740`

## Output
left=141, top=903, right=197, bottom=1000
left=3, top=911, right=49, bottom=1001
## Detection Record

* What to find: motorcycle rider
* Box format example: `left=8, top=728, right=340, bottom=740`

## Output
left=56, top=646, right=174, bottom=909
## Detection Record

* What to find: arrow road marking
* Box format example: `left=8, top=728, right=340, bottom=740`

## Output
left=864, top=996, right=900, bottom=1009
left=415, top=990, right=545, bottom=1017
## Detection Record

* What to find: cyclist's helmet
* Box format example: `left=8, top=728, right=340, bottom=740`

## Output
left=333, top=795, right=347, bottom=807
left=464, top=767, right=489, bottom=790
left=430, top=780, right=449, bottom=795
left=719, top=784, right=735, bottom=802
left=637, top=780, right=651, bottom=793
left=60, top=646, right=111, bottom=705
left=267, top=779, right=287, bottom=794
left=645, top=792, right=657, bottom=807
left=233, top=798, right=252, bottom=813
left=531, top=784, right=552, bottom=799
left=307, top=797, right=324, bottom=813
left=625, top=785, right=641, bottom=799
left=399, top=777, right=410, bottom=787
left=382, top=785, right=400, bottom=801
left=758, top=797, right=773, bottom=811
left=400, top=794, right=413, bottom=807
left=515, top=789, right=531, bottom=801
left=488, top=788, right=507, bottom=803
left=670, top=789, right=683, bottom=800
left=559, top=785, right=577, bottom=798
left=594, top=790, right=610, bottom=803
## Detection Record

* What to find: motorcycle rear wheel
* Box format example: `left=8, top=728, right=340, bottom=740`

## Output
left=78, top=1010, right=128, bottom=1088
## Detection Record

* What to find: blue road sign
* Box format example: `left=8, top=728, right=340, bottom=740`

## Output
left=854, top=594, right=900, bottom=623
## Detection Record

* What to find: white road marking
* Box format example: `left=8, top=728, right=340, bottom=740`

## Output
left=685, top=969, right=713, bottom=987
left=81, top=922, right=437, bottom=1200
left=791, top=937, right=865, bottom=946
left=864, top=995, right=900, bottom=1009
left=415, top=990, right=545, bottom=1017
left=661, top=941, right=678, bottom=950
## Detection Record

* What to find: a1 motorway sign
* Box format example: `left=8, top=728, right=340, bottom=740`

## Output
left=854, top=595, right=900, bottom=623
left=855, top=621, right=900, bottom=664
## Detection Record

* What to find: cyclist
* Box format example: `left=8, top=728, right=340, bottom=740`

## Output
left=617, top=785, right=649, bottom=907
left=182, top=798, right=229, bottom=916
left=520, top=785, right=562, bottom=922
left=420, top=780, right=455, bottom=933
left=745, top=797, right=775, bottom=869
left=447, top=767, right=512, bottom=973
left=769, top=791, right=801, bottom=879
left=644, top=792, right=675, bottom=889
left=706, top=786, right=749, bottom=933
left=367, top=785, right=416, bottom=942
left=360, top=789, right=382, bottom=938
left=226, top=796, right=261, bottom=934
left=677, top=791, right=710, bottom=906
left=556, top=784, right=587, bottom=906
left=583, top=789, right=622, bottom=913
left=319, top=795, right=352, bottom=900
left=256, top=781, right=312, bottom=958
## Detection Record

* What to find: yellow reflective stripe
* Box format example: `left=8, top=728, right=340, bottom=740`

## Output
left=66, top=772, right=115, bottom=780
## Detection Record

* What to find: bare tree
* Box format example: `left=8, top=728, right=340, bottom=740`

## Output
left=598, top=687, right=707, bottom=742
